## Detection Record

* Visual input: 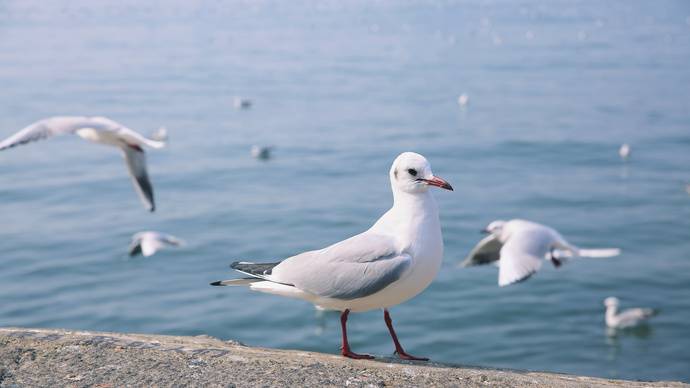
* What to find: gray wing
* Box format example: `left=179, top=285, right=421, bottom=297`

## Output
left=269, top=233, right=411, bottom=300
left=122, top=145, right=155, bottom=212
left=0, top=118, right=78, bottom=151
left=617, top=308, right=657, bottom=327
left=460, top=234, right=503, bottom=267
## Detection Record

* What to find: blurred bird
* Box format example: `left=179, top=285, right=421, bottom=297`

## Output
left=211, top=152, right=453, bottom=360
left=233, top=97, right=252, bottom=109
left=460, top=219, right=621, bottom=287
left=457, top=93, right=469, bottom=107
left=0, top=116, right=166, bottom=211
left=129, top=231, right=184, bottom=257
left=619, top=143, right=631, bottom=161
left=604, top=297, right=657, bottom=329
left=251, top=145, right=273, bottom=160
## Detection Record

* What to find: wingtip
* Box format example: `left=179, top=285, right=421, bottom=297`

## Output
left=210, top=281, right=224, bottom=286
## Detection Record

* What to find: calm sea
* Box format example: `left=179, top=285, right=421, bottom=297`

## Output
left=1, top=0, right=689, bottom=382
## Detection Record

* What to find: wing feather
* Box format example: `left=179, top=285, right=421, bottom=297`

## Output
left=460, top=234, right=502, bottom=267
left=269, top=233, right=411, bottom=300
left=498, top=239, right=544, bottom=287
left=122, top=145, right=155, bottom=212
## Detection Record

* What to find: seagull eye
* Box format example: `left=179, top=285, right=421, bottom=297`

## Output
left=407, top=168, right=417, bottom=176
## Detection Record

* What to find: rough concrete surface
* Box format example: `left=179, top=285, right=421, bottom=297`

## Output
left=0, top=327, right=685, bottom=387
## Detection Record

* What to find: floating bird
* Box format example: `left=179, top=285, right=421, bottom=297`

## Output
left=233, top=97, right=252, bottom=109
left=212, top=152, right=453, bottom=360
left=457, top=93, right=469, bottom=107
left=460, top=219, right=620, bottom=287
left=604, top=297, right=657, bottom=329
left=0, top=116, right=166, bottom=211
left=128, top=231, right=184, bottom=257
left=251, top=145, right=273, bottom=160
left=619, top=143, right=631, bottom=161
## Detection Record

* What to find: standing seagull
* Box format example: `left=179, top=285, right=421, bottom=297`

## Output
left=604, top=297, right=657, bottom=329
left=0, top=116, right=166, bottom=211
left=211, top=152, right=453, bottom=360
left=129, top=231, right=184, bottom=257
left=460, top=219, right=620, bottom=287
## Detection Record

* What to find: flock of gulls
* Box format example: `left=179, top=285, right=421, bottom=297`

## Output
left=1, top=115, right=658, bottom=360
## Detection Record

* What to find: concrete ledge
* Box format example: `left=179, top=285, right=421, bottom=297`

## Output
left=0, top=327, right=685, bottom=387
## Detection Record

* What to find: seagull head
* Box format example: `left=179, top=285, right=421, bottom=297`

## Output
left=604, top=297, right=619, bottom=308
left=389, top=152, right=453, bottom=194
left=482, top=220, right=507, bottom=236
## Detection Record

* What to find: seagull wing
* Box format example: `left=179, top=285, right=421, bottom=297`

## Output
left=497, top=238, right=544, bottom=287
left=0, top=117, right=80, bottom=151
left=268, top=233, right=411, bottom=300
left=616, top=308, right=656, bottom=327
left=122, top=145, right=155, bottom=212
left=460, top=234, right=503, bottom=267
left=128, top=235, right=144, bottom=257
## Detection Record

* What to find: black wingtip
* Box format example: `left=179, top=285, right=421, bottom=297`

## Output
left=210, top=281, right=223, bottom=286
left=230, top=261, right=241, bottom=269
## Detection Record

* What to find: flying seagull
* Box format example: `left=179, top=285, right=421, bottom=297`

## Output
left=211, top=152, right=453, bottom=360
left=460, top=219, right=621, bottom=287
left=128, top=231, right=185, bottom=257
left=0, top=116, right=166, bottom=211
left=604, top=297, right=657, bottom=329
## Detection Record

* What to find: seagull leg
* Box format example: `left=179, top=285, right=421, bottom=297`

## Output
left=340, top=309, right=374, bottom=359
left=383, top=309, right=429, bottom=361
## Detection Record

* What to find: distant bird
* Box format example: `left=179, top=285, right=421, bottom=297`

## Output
left=212, top=152, right=453, bottom=360
left=129, top=231, right=184, bottom=257
left=619, top=143, right=631, bottom=161
left=460, top=219, right=621, bottom=287
left=457, top=93, right=470, bottom=107
left=604, top=297, right=657, bottom=329
left=0, top=116, right=166, bottom=211
left=251, top=145, right=273, bottom=160
left=233, top=97, right=252, bottom=109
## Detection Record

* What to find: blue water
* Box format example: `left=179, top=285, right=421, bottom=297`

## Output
left=1, top=0, right=690, bottom=382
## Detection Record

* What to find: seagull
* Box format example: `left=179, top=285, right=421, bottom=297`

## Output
left=251, top=145, right=273, bottom=160
left=211, top=152, right=453, bottom=360
left=233, top=97, right=252, bottom=109
left=460, top=219, right=621, bottom=287
left=619, top=143, right=631, bottom=161
left=457, top=93, right=469, bottom=107
left=604, top=297, right=657, bottom=329
left=128, top=231, right=184, bottom=257
left=0, top=116, right=166, bottom=211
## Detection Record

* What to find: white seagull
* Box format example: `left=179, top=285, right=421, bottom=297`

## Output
left=233, top=97, right=252, bottom=109
left=619, top=143, right=631, bottom=161
left=129, top=231, right=185, bottom=257
left=212, top=152, right=453, bottom=360
left=250, top=145, right=273, bottom=160
left=460, top=219, right=621, bottom=287
left=0, top=116, right=166, bottom=211
left=604, top=297, right=657, bottom=329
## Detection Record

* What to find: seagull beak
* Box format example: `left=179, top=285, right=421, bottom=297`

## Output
left=419, top=176, right=453, bottom=191
left=480, top=228, right=490, bottom=234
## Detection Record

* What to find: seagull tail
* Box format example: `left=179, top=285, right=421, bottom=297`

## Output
left=210, top=278, right=260, bottom=287
left=577, top=248, right=621, bottom=258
